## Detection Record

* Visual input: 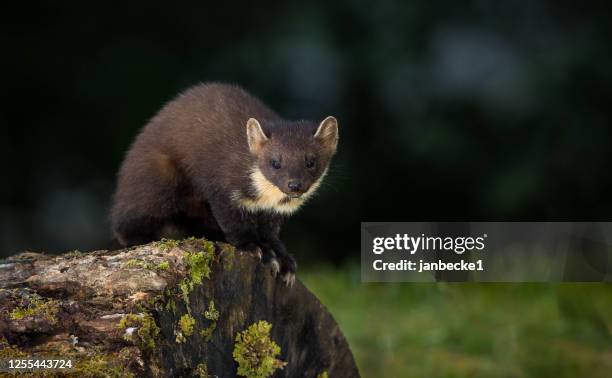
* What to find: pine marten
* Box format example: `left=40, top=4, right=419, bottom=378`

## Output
left=110, top=83, right=339, bottom=286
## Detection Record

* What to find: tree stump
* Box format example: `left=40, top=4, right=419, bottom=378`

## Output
left=0, top=238, right=359, bottom=377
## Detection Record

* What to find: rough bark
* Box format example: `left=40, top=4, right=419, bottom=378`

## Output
left=0, top=239, right=359, bottom=377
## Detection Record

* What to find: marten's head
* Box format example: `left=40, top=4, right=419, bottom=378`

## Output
left=245, top=116, right=338, bottom=208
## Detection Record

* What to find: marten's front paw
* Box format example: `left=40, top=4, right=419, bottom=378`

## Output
left=280, top=255, right=297, bottom=288
left=282, top=272, right=295, bottom=288
left=260, top=248, right=280, bottom=277
left=247, top=247, right=262, bottom=261
left=240, top=243, right=263, bottom=260
left=269, top=258, right=281, bottom=277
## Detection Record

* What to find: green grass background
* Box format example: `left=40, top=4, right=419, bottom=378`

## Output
left=301, top=264, right=612, bottom=378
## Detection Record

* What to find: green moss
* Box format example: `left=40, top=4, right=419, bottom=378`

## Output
left=160, top=238, right=218, bottom=344
left=184, top=246, right=214, bottom=287
left=157, top=261, right=170, bottom=271
left=179, top=314, right=196, bottom=336
left=199, top=300, right=220, bottom=342
left=204, top=300, right=220, bottom=321
left=177, top=238, right=215, bottom=305
left=75, top=353, right=135, bottom=378
left=63, top=250, right=84, bottom=258
left=155, top=238, right=216, bottom=312
left=196, top=363, right=209, bottom=378
left=165, top=298, right=177, bottom=313
left=125, top=256, right=170, bottom=271
left=200, top=324, right=216, bottom=342
left=156, top=238, right=180, bottom=252
left=10, top=295, right=59, bottom=325
left=317, top=372, right=329, bottom=378
left=124, top=259, right=142, bottom=269
left=0, top=337, right=28, bottom=358
left=0, top=338, right=137, bottom=377
left=176, top=314, right=196, bottom=343
left=179, top=280, right=191, bottom=306
left=221, top=244, right=236, bottom=271
left=123, top=259, right=156, bottom=270
left=118, top=313, right=160, bottom=350
left=232, top=321, right=287, bottom=378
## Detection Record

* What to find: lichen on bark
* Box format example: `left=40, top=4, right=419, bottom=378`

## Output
left=233, top=320, right=287, bottom=378
left=0, top=238, right=359, bottom=377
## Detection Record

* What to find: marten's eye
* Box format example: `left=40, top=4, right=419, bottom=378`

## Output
left=271, top=159, right=282, bottom=169
left=305, top=158, right=315, bottom=169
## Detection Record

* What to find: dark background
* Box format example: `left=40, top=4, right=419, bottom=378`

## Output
left=2, top=1, right=611, bottom=262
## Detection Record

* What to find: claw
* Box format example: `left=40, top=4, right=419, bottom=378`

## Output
left=282, top=272, right=295, bottom=288
left=253, top=247, right=263, bottom=261
left=269, top=258, right=280, bottom=277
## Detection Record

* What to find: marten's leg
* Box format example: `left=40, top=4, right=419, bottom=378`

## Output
left=111, top=151, right=180, bottom=247
left=175, top=188, right=226, bottom=242
left=112, top=216, right=167, bottom=247
left=207, top=194, right=271, bottom=261
left=257, top=214, right=297, bottom=287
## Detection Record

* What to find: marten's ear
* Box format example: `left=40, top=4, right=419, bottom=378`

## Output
left=314, top=116, right=339, bottom=152
left=246, top=118, right=268, bottom=155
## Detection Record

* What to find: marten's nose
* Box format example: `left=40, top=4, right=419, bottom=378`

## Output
left=287, top=181, right=302, bottom=192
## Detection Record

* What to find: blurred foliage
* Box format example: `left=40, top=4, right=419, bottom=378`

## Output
left=1, top=1, right=611, bottom=260
left=302, top=265, right=612, bottom=377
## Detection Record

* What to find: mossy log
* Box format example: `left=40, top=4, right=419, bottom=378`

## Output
left=0, top=239, right=359, bottom=377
